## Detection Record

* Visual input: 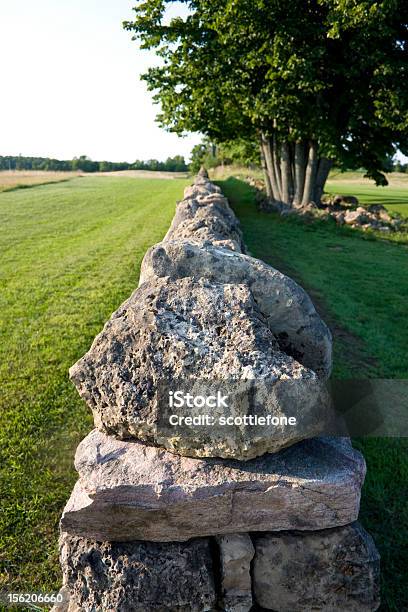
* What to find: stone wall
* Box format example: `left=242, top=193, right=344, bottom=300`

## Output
left=55, top=168, right=380, bottom=611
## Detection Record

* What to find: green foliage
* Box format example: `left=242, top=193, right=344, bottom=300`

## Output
left=0, top=155, right=73, bottom=172
left=71, top=155, right=100, bottom=172
left=125, top=0, right=408, bottom=185
left=190, top=137, right=260, bottom=172
left=0, top=176, right=189, bottom=593
left=190, top=141, right=218, bottom=173
left=218, top=139, right=260, bottom=167
left=0, top=155, right=188, bottom=173
left=393, top=160, right=408, bottom=173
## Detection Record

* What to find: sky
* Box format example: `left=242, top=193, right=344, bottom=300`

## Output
left=1, top=2, right=406, bottom=166
left=0, top=0, right=201, bottom=163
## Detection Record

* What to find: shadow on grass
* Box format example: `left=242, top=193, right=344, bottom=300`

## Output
left=218, top=176, right=408, bottom=612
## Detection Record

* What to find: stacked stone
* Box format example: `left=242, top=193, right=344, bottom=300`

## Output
left=56, top=168, right=380, bottom=611
left=247, top=175, right=403, bottom=232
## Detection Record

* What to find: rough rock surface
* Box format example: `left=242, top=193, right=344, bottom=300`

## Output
left=247, top=177, right=405, bottom=232
left=183, top=179, right=222, bottom=200
left=163, top=193, right=244, bottom=252
left=198, top=166, right=209, bottom=178
left=58, top=532, right=216, bottom=612
left=165, top=193, right=240, bottom=235
left=165, top=206, right=244, bottom=252
left=216, top=533, right=254, bottom=612
left=61, top=430, right=365, bottom=542
left=252, top=522, right=380, bottom=611
left=344, top=209, right=368, bottom=226
left=140, top=240, right=332, bottom=378
left=332, top=194, right=360, bottom=207
left=70, top=275, right=330, bottom=459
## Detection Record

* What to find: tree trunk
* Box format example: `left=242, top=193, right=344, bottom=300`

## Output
left=293, top=142, right=306, bottom=207
left=272, top=133, right=282, bottom=201
left=261, top=134, right=326, bottom=209
left=314, top=157, right=333, bottom=204
left=262, top=134, right=281, bottom=202
left=301, top=141, right=318, bottom=206
left=280, top=142, right=292, bottom=205
left=259, top=138, right=272, bottom=198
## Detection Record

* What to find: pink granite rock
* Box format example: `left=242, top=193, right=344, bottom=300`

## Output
left=60, top=430, right=366, bottom=542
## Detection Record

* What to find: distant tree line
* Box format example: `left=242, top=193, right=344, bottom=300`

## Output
left=0, top=155, right=188, bottom=173
left=393, top=160, right=408, bottom=173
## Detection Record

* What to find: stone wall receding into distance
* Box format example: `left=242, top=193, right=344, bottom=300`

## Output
left=54, top=169, right=380, bottom=611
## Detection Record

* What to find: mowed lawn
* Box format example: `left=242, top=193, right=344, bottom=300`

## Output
left=0, top=176, right=189, bottom=593
left=1, top=173, right=407, bottom=608
left=326, top=172, right=408, bottom=216
left=220, top=178, right=408, bottom=612
left=212, top=166, right=408, bottom=218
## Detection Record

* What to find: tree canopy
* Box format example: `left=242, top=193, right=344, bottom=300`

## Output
left=125, top=0, right=408, bottom=205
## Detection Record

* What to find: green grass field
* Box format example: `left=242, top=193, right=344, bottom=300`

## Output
left=220, top=177, right=408, bottom=612
left=326, top=172, right=408, bottom=216
left=0, top=176, right=189, bottom=594
left=212, top=165, right=408, bottom=217
left=0, top=174, right=407, bottom=610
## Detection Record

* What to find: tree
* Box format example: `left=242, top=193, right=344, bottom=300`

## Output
left=394, top=159, right=407, bottom=173
left=190, top=140, right=220, bottom=173
left=190, top=137, right=260, bottom=172
left=124, top=0, right=408, bottom=206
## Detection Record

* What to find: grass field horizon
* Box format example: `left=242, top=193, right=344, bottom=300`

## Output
left=2, top=167, right=408, bottom=215
left=0, top=169, right=191, bottom=193
left=0, top=173, right=407, bottom=609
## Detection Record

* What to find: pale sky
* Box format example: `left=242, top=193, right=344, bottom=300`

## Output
left=0, top=0, right=201, bottom=162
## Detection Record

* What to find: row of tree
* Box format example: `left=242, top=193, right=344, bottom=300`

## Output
left=191, top=139, right=408, bottom=175
left=125, top=0, right=407, bottom=207
left=0, top=155, right=188, bottom=173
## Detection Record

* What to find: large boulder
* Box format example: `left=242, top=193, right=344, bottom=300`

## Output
left=252, top=522, right=380, bottom=611
left=69, top=276, right=330, bottom=459
left=58, top=532, right=216, bottom=612
left=140, top=241, right=332, bottom=379
left=60, top=430, right=366, bottom=542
